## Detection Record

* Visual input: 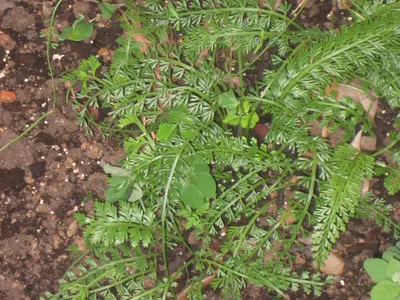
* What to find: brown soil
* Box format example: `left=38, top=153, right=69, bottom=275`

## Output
left=0, top=1, right=124, bottom=299
left=0, top=1, right=398, bottom=300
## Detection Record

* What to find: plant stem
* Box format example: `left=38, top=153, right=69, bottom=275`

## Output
left=0, top=111, right=53, bottom=153
left=47, top=0, right=64, bottom=108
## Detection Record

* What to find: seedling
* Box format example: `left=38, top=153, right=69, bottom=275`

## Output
left=364, top=242, right=400, bottom=300
left=59, top=14, right=94, bottom=41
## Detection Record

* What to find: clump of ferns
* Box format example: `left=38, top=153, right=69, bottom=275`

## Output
left=55, top=0, right=400, bottom=299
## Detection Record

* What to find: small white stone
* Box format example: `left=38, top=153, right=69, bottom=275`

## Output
left=96, top=161, right=101, bottom=164
left=50, top=211, right=55, bottom=215
left=90, top=40, right=94, bottom=44
left=44, top=120, right=48, bottom=124
left=230, top=179, right=235, bottom=182
left=382, top=110, right=386, bottom=114
left=40, top=199, right=44, bottom=204
left=25, top=124, right=29, bottom=127
left=81, top=161, right=85, bottom=164
left=52, top=54, right=64, bottom=60
left=72, top=162, right=77, bottom=167
left=65, top=178, right=69, bottom=182
left=41, top=156, right=45, bottom=160
left=24, top=78, right=28, bottom=82
left=41, top=103, right=47, bottom=108
left=340, top=280, right=345, bottom=286
left=5, top=50, right=10, bottom=54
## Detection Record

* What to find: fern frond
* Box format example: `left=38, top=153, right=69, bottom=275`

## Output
left=312, top=145, right=375, bottom=264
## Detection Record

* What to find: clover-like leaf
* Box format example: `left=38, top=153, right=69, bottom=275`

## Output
left=59, top=15, right=94, bottom=41
left=106, top=177, right=132, bottom=203
left=128, top=183, right=143, bottom=202
left=180, top=163, right=216, bottom=209
left=387, top=258, right=400, bottom=277
left=101, top=3, right=117, bottom=19
left=238, top=100, right=251, bottom=115
left=219, top=90, right=238, bottom=114
left=364, top=258, right=390, bottom=282
left=371, top=280, right=400, bottom=300
left=158, top=123, right=178, bottom=141
left=240, top=112, right=259, bottom=128
left=223, top=114, right=241, bottom=126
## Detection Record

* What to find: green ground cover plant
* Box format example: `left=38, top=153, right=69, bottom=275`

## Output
left=46, top=0, right=400, bottom=299
left=364, top=241, right=400, bottom=300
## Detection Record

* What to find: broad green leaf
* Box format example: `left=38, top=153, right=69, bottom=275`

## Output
left=101, top=3, right=117, bottom=19
left=106, top=177, right=132, bottom=203
left=240, top=112, right=259, bottom=128
left=364, top=259, right=390, bottom=282
left=157, top=123, right=178, bottom=141
left=59, top=15, right=94, bottom=41
left=59, top=26, right=73, bottom=41
left=192, top=163, right=210, bottom=175
left=128, top=184, right=143, bottom=202
left=103, top=163, right=131, bottom=177
left=180, top=164, right=216, bottom=209
left=181, top=184, right=205, bottom=208
left=69, top=21, right=94, bottom=41
left=223, top=114, right=240, bottom=126
left=387, top=258, right=400, bottom=277
left=219, top=90, right=238, bottom=114
left=238, top=100, right=250, bottom=115
left=191, top=175, right=216, bottom=199
left=371, top=280, right=400, bottom=300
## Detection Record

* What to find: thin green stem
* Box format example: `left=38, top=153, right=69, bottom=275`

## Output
left=373, top=137, right=400, bottom=157
left=47, top=0, right=64, bottom=108
left=0, top=111, right=53, bottom=153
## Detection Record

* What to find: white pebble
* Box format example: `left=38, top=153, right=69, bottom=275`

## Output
left=24, top=78, right=28, bottom=82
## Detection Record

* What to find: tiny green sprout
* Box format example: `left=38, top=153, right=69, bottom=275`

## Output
left=219, top=91, right=259, bottom=128
left=180, top=163, right=216, bottom=209
left=100, top=3, right=117, bottom=19
left=103, top=163, right=143, bottom=203
left=364, top=242, right=400, bottom=300
left=59, top=14, right=94, bottom=41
